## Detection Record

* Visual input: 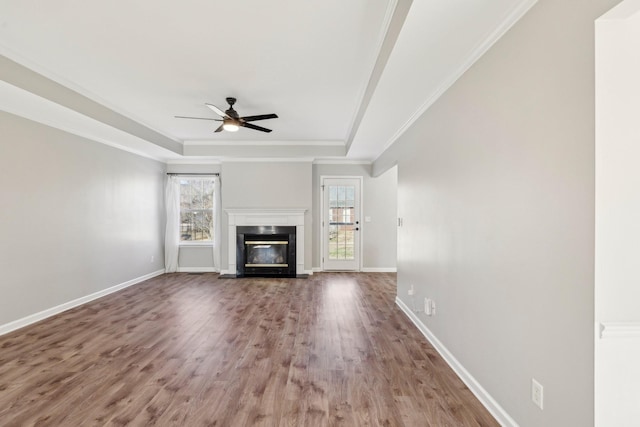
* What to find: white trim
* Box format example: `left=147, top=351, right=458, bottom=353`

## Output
left=226, top=208, right=307, bottom=276
left=375, top=0, right=539, bottom=162
left=313, top=159, right=372, bottom=165
left=0, top=269, right=165, bottom=337
left=179, top=242, right=213, bottom=247
left=320, top=176, right=364, bottom=272
left=226, top=208, right=307, bottom=217
left=221, top=157, right=315, bottom=163
left=343, top=0, right=399, bottom=144
left=0, top=45, right=177, bottom=144
left=599, top=322, right=640, bottom=339
left=312, top=267, right=323, bottom=273
left=361, top=267, right=397, bottom=273
left=395, top=297, right=519, bottom=427
left=183, top=140, right=344, bottom=147
left=165, top=158, right=222, bottom=165
left=0, top=81, right=175, bottom=163
left=177, top=267, right=218, bottom=273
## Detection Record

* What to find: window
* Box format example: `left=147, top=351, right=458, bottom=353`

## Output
left=179, top=178, right=214, bottom=242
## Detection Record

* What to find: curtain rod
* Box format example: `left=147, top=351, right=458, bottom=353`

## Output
left=166, top=173, right=219, bottom=176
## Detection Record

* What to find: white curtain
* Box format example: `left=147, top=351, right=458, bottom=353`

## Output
left=164, top=175, right=180, bottom=273
left=212, top=176, right=222, bottom=272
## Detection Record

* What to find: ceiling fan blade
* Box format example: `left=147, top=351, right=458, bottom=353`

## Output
left=240, top=113, right=278, bottom=122
left=214, top=124, right=225, bottom=133
left=174, top=115, right=221, bottom=121
left=242, top=122, right=272, bottom=133
left=205, top=103, right=228, bottom=118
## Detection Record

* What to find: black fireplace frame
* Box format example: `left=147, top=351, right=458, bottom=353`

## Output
left=236, top=225, right=296, bottom=278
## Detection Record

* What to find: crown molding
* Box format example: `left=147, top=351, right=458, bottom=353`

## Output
left=221, top=157, right=315, bottom=163
left=344, top=0, right=403, bottom=148
left=376, top=0, right=539, bottom=161
left=182, top=139, right=344, bottom=146
left=165, top=158, right=222, bottom=165
left=313, top=159, right=372, bottom=165
left=0, top=46, right=177, bottom=143
left=0, top=80, right=180, bottom=163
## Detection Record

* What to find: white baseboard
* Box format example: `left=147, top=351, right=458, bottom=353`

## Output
left=177, top=267, right=218, bottom=273
left=395, top=297, right=518, bottom=427
left=0, top=269, right=165, bottom=337
left=312, top=267, right=322, bottom=273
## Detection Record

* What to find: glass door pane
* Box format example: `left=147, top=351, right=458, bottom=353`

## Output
left=328, top=184, right=355, bottom=260
left=323, top=177, right=360, bottom=271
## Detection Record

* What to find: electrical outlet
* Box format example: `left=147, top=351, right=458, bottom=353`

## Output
left=425, top=298, right=432, bottom=315
left=531, top=378, right=543, bottom=410
left=408, top=284, right=415, bottom=296
left=150, top=255, right=155, bottom=263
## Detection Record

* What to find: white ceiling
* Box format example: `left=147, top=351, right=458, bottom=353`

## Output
left=0, top=0, right=537, bottom=163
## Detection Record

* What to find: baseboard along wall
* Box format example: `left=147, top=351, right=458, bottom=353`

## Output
left=395, top=297, right=519, bottom=427
left=0, top=269, right=166, bottom=337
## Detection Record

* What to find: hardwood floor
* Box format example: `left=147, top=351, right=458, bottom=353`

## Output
left=0, top=273, right=498, bottom=426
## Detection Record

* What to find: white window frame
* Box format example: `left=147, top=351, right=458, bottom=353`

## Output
left=178, top=177, right=215, bottom=246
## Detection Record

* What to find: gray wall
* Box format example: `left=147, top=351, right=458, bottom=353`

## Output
left=168, top=161, right=397, bottom=273
left=312, top=163, right=397, bottom=270
left=373, top=0, right=620, bottom=425
left=0, top=111, right=165, bottom=326
left=221, top=161, right=313, bottom=271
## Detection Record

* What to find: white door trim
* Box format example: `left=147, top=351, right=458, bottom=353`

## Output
left=320, top=175, right=363, bottom=271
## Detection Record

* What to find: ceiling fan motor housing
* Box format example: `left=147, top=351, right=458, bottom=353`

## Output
left=225, top=97, right=239, bottom=118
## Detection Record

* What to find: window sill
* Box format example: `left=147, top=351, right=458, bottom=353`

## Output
left=179, top=242, right=214, bottom=247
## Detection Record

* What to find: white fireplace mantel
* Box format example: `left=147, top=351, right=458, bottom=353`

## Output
left=224, top=208, right=306, bottom=276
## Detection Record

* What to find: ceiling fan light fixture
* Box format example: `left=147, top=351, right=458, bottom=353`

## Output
left=223, top=120, right=239, bottom=132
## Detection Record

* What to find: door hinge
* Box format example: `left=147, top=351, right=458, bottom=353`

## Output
left=321, top=185, right=325, bottom=190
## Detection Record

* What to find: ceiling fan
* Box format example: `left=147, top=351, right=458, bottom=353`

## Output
left=175, top=97, right=278, bottom=133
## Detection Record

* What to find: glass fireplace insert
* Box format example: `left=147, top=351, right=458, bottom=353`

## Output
left=236, top=225, right=296, bottom=277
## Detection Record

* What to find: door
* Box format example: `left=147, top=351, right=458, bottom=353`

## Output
left=322, top=177, right=361, bottom=271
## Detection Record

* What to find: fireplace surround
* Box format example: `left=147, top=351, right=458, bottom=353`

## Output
left=225, top=208, right=306, bottom=277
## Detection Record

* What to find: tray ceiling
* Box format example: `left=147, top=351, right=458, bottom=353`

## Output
left=0, top=0, right=537, bottom=163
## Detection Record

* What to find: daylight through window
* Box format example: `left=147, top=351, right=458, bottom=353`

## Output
left=180, top=178, right=214, bottom=242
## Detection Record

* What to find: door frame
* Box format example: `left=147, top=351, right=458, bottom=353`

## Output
left=320, top=175, right=364, bottom=271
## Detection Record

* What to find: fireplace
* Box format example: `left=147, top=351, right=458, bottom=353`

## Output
left=236, top=226, right=296, bottom=277
left=225, top=208, right=306, bottom=277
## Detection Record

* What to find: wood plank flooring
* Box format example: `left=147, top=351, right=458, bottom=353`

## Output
left=0, top=273, right=498, bottom=426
